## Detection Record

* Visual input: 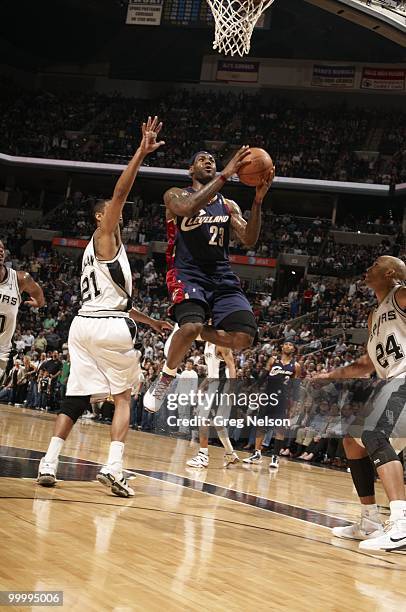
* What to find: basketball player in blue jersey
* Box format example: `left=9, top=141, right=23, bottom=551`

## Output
left=316, top=256, right=406, bottom=551
left=144, top=147, right=275, bottom=412
left=243, top=342, right=301, bottom=470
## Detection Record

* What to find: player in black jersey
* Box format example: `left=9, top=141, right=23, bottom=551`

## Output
left=144, top=147, right=274, bottom=412
left=243, top=342, right=301, bottom=470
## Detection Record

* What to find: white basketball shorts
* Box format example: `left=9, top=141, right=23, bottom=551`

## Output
left=66, top=315, right=141, bottom=397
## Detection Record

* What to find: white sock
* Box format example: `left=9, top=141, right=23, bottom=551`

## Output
left=106, top=441, right=124, bottom=472
left=217, top=429, right=233, bottom=454
left=361, top=503, right=380, bottom=521
left=199, top=448, right=208, bottom=456
left=44, top=437, right=64, bottom=464
left=256, top=449, right=262, bottom=456
left=163, top=363, right=177, bottom=377
left=389, top=500, right=406, bottom=522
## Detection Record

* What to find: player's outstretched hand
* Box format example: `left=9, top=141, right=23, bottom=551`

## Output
left=150, top=319, right=174, bottom=334
left=222, top=145, right=251, bottom=179
left=313, top=372, right=331, bottom=380
left=139, top=116, right=165, bottom=156
left=24, top=297, right=42, bottom=308
left=255, top=164, right=275, bottom=202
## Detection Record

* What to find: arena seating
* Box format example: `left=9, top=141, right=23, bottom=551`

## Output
left=2, top=81, right=406, bottom=184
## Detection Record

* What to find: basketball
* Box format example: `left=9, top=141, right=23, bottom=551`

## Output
left=237, top=148, right=273, bottom=187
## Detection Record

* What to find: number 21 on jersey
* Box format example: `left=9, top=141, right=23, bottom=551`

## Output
left=81, top=270, right=101, bottom=303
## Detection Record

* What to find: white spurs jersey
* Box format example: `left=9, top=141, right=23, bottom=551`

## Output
left=79, top=235, right=132, bottom=315
left=0, top=267, right=21, bottom=360
left=204, top=342, right=229, bottom=378
left=367, top=285, right=406, bottom=379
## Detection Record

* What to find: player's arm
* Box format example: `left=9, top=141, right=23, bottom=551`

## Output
left=17, top=271, right=45, bottom=308
left=294, top=363, right=302, bottom=378
left=316, top=312, right=375, bottom=380
left=99, top=116, right=165, bottom=234
left=316, top=353, right=375, bottom=380
left=228, top=167, right=275, bottom=247
left=164, top=146, right=251, bottom=218
left=265, top=357, right=275, bottom=371
left=218, top=347, right=236, bottom=378
left=129, top=307, right=173, bottom=334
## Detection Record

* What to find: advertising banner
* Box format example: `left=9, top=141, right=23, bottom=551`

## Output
left=361, top=67, right=405, bottom=91
left=311, top=64, right=355, bottom=88
left=216, top=60, right=259, bottom=83
left=126, top=0, right=163, bottom=26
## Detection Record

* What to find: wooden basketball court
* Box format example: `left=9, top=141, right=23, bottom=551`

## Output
left=1, top=404, right=405, bottom=611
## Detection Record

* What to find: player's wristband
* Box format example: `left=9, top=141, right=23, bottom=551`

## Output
left=219, top=174, right=227, bottom=183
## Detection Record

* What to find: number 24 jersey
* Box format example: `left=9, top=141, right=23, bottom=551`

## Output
left=367, top=285, right=406, bottom=379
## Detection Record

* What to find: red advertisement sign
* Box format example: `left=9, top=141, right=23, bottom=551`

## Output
left=229, top=254, right=276, bottom=267
left=361, top=68, right=405, bottom=91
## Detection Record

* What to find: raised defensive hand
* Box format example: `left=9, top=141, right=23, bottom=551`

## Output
left=140, top=115, right=165, bottom=155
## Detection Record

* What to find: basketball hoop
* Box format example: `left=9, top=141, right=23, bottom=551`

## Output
left=206, top=0, right=275, bottom=57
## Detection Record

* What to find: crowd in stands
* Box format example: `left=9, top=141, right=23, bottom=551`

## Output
left=36, top=191, right=403, bottom=268
left=2, top=80, right=406, bottom=184
left=0, top=232, right=377, bottom=469
left=43, top=193, right=167, bottom=243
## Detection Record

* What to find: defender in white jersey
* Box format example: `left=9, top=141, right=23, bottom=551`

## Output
left=187, top=340, right=240, bottom=469
left=0, top=240, right=45, bottom=382
left=38, top=116, right=171, bottom=498
left=317, top=256, right=406, bottom=551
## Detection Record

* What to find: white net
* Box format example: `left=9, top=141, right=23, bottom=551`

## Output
left=206, top=0, right=275, bottom=57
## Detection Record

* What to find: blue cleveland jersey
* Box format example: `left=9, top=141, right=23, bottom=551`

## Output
left=166, top=189, right=231, bottom=272
left=267, top=358, right=296, bottom=393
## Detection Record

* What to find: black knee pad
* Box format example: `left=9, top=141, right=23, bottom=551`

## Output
left=59, top=395, right=91, bottom=424
left=361, top=430, right=400, bottom=468
left=174, top=301, right=207, bottom=326
left=218, top=310, right=257, bottom=337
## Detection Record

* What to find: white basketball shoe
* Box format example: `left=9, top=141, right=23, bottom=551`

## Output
left=269, top=455, right=280, bottom=470
left=359, top=519, right=406, bottom=551
left=97, top=466, right=135, bottom=498
left=144, top=372, right=177, bottom=413
left=187, top=451, right=209, bottom=468
left=332, top=516, right=383, bottom=541
left=37, top=458, right=58, bottom=487
left=243, top=450, right=262, bottom=464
